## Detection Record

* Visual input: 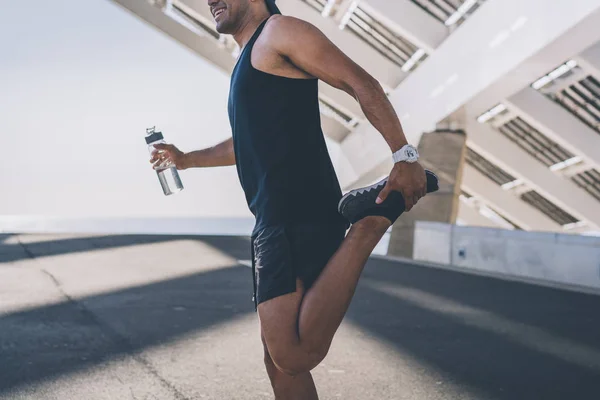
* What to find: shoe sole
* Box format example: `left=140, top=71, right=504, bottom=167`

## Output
left=337, top=170, right=439, bottom=213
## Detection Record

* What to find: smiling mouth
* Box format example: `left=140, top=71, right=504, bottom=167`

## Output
left=213, top=8, right=225, bottom=20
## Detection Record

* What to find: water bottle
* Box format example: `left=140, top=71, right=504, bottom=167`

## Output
left=145, top=127, right=184, bottom=196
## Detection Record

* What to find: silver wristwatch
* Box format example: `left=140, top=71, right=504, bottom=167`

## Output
left=392, top=144, right=419, bottom=164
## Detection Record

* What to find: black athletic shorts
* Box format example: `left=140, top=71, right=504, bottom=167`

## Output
left=251, top=222, right=348, bottom=309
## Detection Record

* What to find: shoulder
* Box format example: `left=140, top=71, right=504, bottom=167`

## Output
left=264, top=14, right=315, bottom=33
left=262, top=15, right=324, bottom=47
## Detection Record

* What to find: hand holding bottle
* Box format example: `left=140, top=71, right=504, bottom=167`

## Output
left=149, top=143, right=188, bottom=170
left=145, top=127, right=184, bottom=196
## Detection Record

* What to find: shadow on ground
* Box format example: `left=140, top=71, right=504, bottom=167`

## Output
left=1, top=234, right=600, bottom=399
left=347, top=257, right=600, bottom=399
left=0, top=234, right=254, bottom=395
left=0, top=234, right=251, bottom=264
left=0, top=234, right=13, bottom=243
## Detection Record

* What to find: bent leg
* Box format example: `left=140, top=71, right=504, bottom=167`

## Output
left=259, top=217, right=390, bottom=375
left=297, top=216, right=390, bottom=350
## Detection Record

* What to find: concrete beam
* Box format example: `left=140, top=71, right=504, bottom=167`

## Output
left=110, top=0, right=235, bottom=73
left=339, top=2, right=600, bottom=189
left=466, top=121, right=600, bottom=229
left=179, top=0, right=214, bottom=22
left=457, top=200, right=507, bottom=229
left=389, top=0, right=600, bottom=137
left=576, top=41, right=600, bottom=78
left=468, top=6, right=600, bottom=118
left=462, top=166, right=562, bottom=232
left=361, top=0, right=448, bottom=52
left=537, top=68, right=588, bottom=95
left=506, top=87, right=600, bottom=171
left=562, top=162, right=595, bottom=178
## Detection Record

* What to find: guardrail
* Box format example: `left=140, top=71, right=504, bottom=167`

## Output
left=413, top=221, right=600, bottom=292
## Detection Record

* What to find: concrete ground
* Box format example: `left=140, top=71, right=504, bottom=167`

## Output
left=1, top=233, right=600, bottom=400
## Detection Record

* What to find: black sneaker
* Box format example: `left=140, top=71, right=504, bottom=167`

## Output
left=338, top=170, right=439, bottom=224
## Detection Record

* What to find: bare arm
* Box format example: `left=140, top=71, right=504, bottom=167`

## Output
left=182, top=138, right=236, bottom=169
left=265, top=16, right=427, bottom=210
left=150, top=137, right=235, bottom=170
left=266, top=16, right=407, bottom=152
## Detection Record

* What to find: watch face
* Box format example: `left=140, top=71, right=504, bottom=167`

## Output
left=405, top=146, right=418, bottom=160
left=394, top=146, right=418, bottom=163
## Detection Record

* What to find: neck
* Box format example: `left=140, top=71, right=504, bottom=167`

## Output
left=232, top=11, right=270, bottom=49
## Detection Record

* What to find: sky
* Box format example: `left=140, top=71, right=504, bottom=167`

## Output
left=0, top=0, right=252, bottom=219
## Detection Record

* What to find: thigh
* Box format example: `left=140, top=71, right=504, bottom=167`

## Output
left=258, top=279, right=305, bottom=358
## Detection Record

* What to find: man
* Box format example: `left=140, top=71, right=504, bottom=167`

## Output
left=150, top=0, right=438, bottom=398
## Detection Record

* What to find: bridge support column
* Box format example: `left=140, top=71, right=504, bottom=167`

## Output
left=387, top=130, right=466, bottom=258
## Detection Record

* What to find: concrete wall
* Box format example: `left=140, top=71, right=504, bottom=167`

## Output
left=414, top=222, right=600, bottom=291
left=413, top=222, right=453, bottom=265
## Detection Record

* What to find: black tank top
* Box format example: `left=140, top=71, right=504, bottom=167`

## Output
left=228, top=19, right=346, bottom=233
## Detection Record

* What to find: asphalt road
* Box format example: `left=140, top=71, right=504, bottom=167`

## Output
left=1, top=233, right=599, bottom=400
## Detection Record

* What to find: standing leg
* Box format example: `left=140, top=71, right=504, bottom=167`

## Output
left=262, top=326, right=319, bottom=399
left=259, top=216, right=390, bottom=375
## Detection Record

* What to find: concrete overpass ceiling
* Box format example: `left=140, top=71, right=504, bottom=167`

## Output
left=461, top=164, right=563, bottom=232
left=359, top=0, right=447, bottom=52
left=109, top=0, right=600, bottom=234
left=479, top=51, right=600, bottom=214
left=458, top=190, right=521, bottom=230
left=464, top=147, right=516, bottom=186
left=495, top=116, right=575, bottom=168
left=531, top=59, right=600, bottom=138
left=493, top=114, right=600, bottom=203
left=112, top=0, right=493, bottom=150
left=321, top=1, right=427, bottom=72
left=409, top=0, right=486, bottom=28
left=519, top=190, right=580, bottom=227
left=178, top=0, right=216, bottom=23
left=471, top=55, right=600, bottom=218
left=338, top=1, right=600, bottom=191
left=462, top=147, right=577, bottom=232
left=551, top=74, right=600, bottom=135
left=463, top=137, right=599, bottom=234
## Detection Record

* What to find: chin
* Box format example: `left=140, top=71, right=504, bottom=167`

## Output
left=215, top=20, right=234, bottom=34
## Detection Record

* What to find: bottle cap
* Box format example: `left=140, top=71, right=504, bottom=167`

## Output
left=145, top=128, right=164, bottom=144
